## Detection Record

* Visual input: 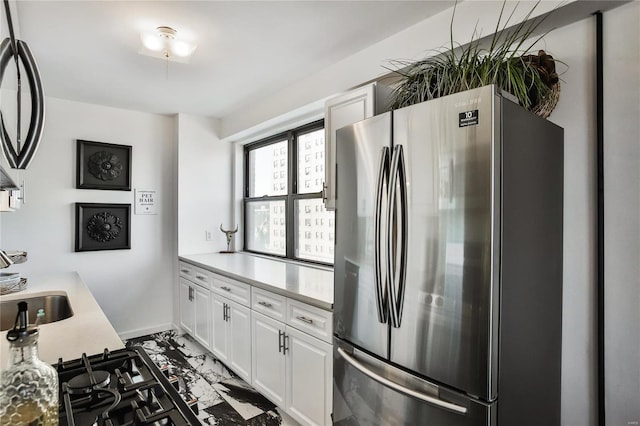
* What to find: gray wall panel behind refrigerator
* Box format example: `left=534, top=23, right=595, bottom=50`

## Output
left=498, top=98, right=564, bottom=426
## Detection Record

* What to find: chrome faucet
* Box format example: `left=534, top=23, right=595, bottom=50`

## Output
left=0, top=250, right=13, bottom=268
left=0, top=250, right=26, bottom=268
left=0, top=250, right=27, bottom=295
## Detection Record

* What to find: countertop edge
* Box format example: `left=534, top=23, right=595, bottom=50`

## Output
left=179, top=254, right=334, bottom=311
left=0, top=272, right=124, bottom=367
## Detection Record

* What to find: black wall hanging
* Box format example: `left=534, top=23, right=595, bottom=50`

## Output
left=76, top=140, right=132, bottom=190
left=0, top=0, right=45, bottom=169
left=75, top=203, right=131, bottom=252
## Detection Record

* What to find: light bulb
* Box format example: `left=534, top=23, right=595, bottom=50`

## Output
left=170, top=40, right=197, bottom=57
left=141, top=32, right=165, bottom=52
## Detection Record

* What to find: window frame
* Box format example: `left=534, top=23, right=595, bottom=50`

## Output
left=243, top=119, right=332, bottom=266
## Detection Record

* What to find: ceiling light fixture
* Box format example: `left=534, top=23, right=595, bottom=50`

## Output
left=139, top=26, right=197, bottom=63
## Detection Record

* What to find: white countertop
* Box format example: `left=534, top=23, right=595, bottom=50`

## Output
left=179, top=253, right=334, bottom=310
left=0, top=272, right=124, bottom=368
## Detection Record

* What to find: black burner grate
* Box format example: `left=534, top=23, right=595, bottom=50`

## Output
left=55, top=347, right=201, bottom=426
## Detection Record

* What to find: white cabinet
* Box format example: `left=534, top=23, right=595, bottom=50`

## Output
left=211, top=274, right=251, bottom=306
left=179, top=262, right=212, bottom=349
left=179, top=278, right=194, bottom=335
left=286, top=326, right=332, bottom=426
left=178, top=276, right=211, bottom=349
left=286, top=298, right=332, bottom=344
left=228, top=301, right=252, bottom=382
left=178, top=260, right=333, bottom=425
left=323, top=82, right=390, bottom=210
left=252, top=286, right=286, bottom=322
left=251, top=311, right=287, bottom=407
left=211, top=296, right=229, bottom=361
left=193, top=285, right=211, bottom=348
left=210, top=272, right=252, bottom=383
left=251, top=309, right=333, bottom=426
left=211, top=294, right=252, bottom=383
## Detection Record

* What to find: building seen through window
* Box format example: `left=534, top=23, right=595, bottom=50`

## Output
left=244, top=120, right=334, bottom=265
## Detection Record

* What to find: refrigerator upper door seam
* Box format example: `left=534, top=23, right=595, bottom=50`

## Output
left=337, top=346, right=468, bottom=415
left=387, top=144, right=409, bottom=328
left=374, top=146, right=390, bottom=324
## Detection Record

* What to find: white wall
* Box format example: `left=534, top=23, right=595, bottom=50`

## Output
left=176, top=113, right=232, bottom=255
left=0, top=96, right=177, bottom=339
left=531, top=19, right=597, bottom=426
left=603, top=2, right=640, bottom=424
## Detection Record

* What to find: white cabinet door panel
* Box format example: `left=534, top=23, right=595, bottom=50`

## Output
left=194, top=285, right=211, bottom=349
left=286, top=326, right=332, bottom=426
left=251, top=311, right=286, bottom=407
left=229, top=301, right=252, bottom=383
left=179, top=278, right=194, bottom=335
left=324, top=83, right=376, bottom=210
left=211, top=295, right=229, bottom=363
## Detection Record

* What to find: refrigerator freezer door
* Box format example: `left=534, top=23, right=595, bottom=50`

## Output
left=334, top=112, right=392, bottom=358
left=390, top=86, right=500, bottom=401
left=333, top=338, right=495, bottom=426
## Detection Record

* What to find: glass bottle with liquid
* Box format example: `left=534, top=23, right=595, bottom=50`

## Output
left=0, top=302, right=58, bottom=425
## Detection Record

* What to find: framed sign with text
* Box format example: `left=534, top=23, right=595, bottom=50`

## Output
left=135, top=189, right=157, bottom=215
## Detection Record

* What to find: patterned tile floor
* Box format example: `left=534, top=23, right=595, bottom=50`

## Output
left=125, top=330, right=293, bottom=425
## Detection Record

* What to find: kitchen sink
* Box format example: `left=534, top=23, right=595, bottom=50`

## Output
left=1, top=294, right=73, bottom=331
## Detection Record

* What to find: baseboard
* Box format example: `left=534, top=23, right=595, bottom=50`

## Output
left=118, top=323, right=174, bottom=340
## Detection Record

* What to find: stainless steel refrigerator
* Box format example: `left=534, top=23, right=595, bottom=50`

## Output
left=333, top=85, right=563, bottom=426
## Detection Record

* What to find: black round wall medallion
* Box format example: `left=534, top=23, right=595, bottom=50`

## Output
left=88, top=151, right=124, bottom=181
left=86, top=212, right=123, bottom=243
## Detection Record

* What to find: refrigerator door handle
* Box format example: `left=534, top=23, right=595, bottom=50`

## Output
left=337, top=347, right=468, bottom=415
left=374, top=146, right=390, bottom=324
left=387, top=144, right=408, bottom=328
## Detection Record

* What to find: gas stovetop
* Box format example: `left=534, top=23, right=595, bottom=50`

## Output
left=55, top=346, right=200, bottom=426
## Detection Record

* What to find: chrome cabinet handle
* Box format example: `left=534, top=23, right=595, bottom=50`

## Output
left=180, top=269, right=189, bottom=274
left=374, top=146, right=390, bottom=324
left=278, top=330, right=284, bottom=353
left=337, top=347, right=467, bottom=415
left=296, top=315, right=313, bottom=324
left=196, top=274, right=207, bottom=281
left=220, top=286, right=231, bottom=292
left=283, top=333, right=289, bottom=355
left=258, top=301, right=273, bottom=308
left=223, top=303, right=230, bottom=321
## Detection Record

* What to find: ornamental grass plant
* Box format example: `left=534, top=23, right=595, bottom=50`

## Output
left=388, top=1, right=560, bottom=114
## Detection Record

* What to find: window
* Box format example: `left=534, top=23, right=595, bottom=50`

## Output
left=244, top=120, right=334, bottom=264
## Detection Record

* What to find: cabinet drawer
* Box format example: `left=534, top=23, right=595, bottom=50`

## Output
left=178, top=261, right=196, bottom=280
left=212, top=275, right=251, bottom=307
left=191, top=267, right=212, bottom=289
left=178, top=262, right=212, bottom=289
left=286, top=299, right=333, bottom=344
left=252, top=287, right=286, bottom=322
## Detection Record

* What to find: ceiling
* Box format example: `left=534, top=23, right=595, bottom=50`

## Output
left=10, top=1, right=454, bottom=118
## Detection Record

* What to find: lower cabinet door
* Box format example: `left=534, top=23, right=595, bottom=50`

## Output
left=285, top=326, right=333, bottom=426
left=229, top=301, right=252, bottom=383
left=251, top=311, right=286, bottom=407
left=193, top=285, right=211, bottom=349
left=211, top=295, right=229, bottom=363
left=179, top=279, right=194, bottom=335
